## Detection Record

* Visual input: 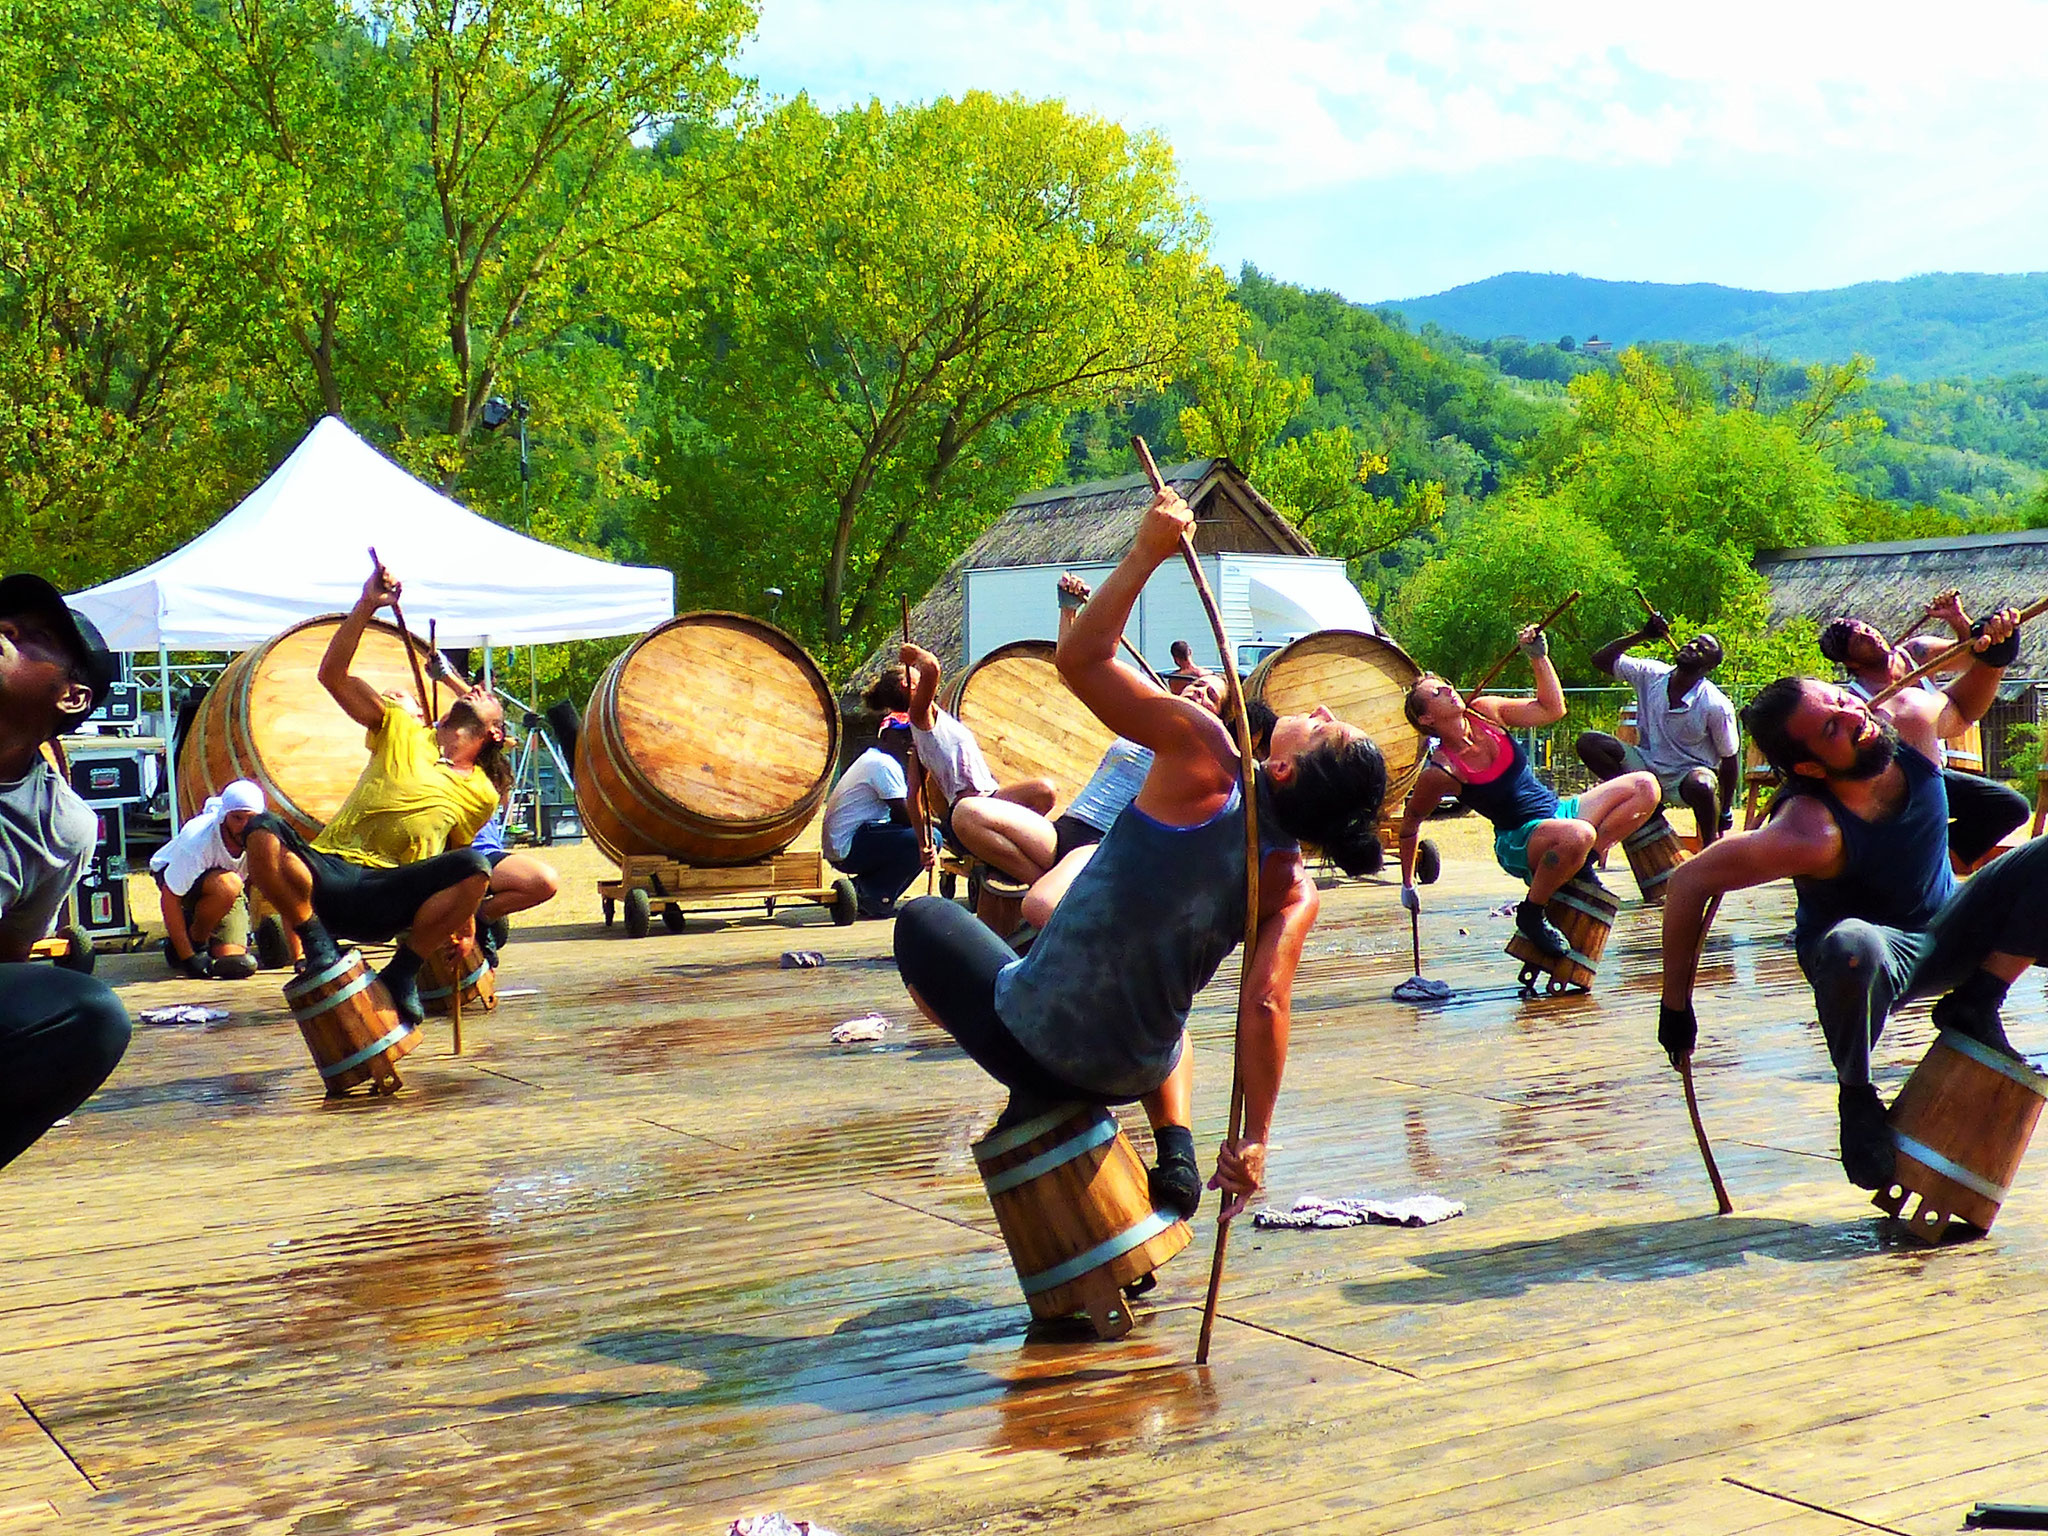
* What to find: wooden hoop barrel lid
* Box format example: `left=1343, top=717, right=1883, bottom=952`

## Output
left=948, top=641, right=1116, bottom=811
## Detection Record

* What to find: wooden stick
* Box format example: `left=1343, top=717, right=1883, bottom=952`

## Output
left=367, top=547, right=433, bottom=721
left=1679, top=892, right=1732, bottom=1214
left=1132, top=436, right=1258, bottom=1367
left=1120, top=634, right=1168, bottom=689
left=429, top=619, right=440, bottom=724
left=1464, top=591, right=1581, bottom=702
left=1866, top=594, right=2048, bottom=706
left=900, top=596, right=935, bottom=897
left=1410, top=906, right=1422, bottom=978
left=1894, top=588, right=1958, bottom=647
left=450, top=941, right=464, bottom=1057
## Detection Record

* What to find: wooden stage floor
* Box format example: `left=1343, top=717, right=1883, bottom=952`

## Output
left=9, top=840, right=2048, bottom=1534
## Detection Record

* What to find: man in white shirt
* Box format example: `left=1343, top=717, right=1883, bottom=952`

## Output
left=865, top=648, right=1056, bottom=829
left=149, top=778, right=265, bottom=980
left=1576, top=614, right=1740, bottom=846
left=0, top=574, right=130, bottom=1171
left=821, top=716, right=926, bottom=918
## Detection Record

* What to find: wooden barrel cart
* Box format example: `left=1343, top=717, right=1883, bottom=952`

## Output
left=579, top=613, right=855, bottom=936
left=1246, top=629, right=1438, bottom=881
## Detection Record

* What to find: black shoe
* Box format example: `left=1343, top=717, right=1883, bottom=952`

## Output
left=1573, top=861, right=1615, bottom=900
left=1515, top=899, right=1569, bottom=961
left=1838, top=1083, right=1896, bottom=1190
left=379, top=958, right=426, bottom=1026
left=479, top=923, right=502, bottom=971
left=1148, top=1155, right=1203, bottom=1221
left=1932, top=987, right=2020, bottom=1059
left=208, top=952, right=259, bottom=981
left=295, top=920, right=341, bottom=974
left=857, top=897, right=897, bottom=921
left=176, top=951, right=211, bottom=980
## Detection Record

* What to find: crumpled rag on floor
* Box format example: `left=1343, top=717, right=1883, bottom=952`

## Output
left=1252, top=1193, right=1466, bottom=1230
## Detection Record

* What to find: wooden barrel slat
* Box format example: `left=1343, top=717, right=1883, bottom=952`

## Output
left=1881, top=1030, right=2048, bottom=1239
left=1504, top=876, right=1617, bottom=990
left=1946, top=720, right=1985, bottom=773
left=1246, top=630, right=1426, bottom=803
left=282, top=949, right=417, bottom=1094
left=1621, top=812, right=1686, bottom=905
left=948, top=642, right=1116, bottom=812
left=177, top=617, right=433, bottom=840
left=576, top=613, right=838, bottom=866
left=421, top=938, right=497, bottom=1017
left=973, top=1104, right=1191, bottom=1332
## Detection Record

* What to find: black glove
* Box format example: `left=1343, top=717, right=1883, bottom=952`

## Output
left=1971, top=616, right=2021, bottom=668
left=1658, top=1002, right=1698, bottom=1061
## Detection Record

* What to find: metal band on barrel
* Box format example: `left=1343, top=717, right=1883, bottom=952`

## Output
left=290, top=969, right=375, bottom=1021
left=981, top=1115, right=1120, bottom=1194
left=1894, top=1133, right=2009, bottom=1203
left=285, top=951, right=361, bottom=1000
left=318, top=1023, right=416, bottom=1080
left=1017, top=1209, right=1180, bottom=1296
left=1553, top=889, right=1616, bottom=925
left=1938, top=1030, right=2048, bottom=1095
left=973, top=1103, right=1093, bottom=1162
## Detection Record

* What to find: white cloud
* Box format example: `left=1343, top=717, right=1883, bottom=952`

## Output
left=739, top=1, right=2048, bottom=295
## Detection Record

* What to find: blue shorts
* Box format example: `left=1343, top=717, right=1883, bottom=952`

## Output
left=1493, top=795, right=1580, bottom=881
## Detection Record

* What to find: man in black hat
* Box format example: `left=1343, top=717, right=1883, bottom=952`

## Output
left=0, top=574, right=131, bottom=1171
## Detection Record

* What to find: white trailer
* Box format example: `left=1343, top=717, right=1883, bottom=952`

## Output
left=961, top=554, right=1376, bottom=675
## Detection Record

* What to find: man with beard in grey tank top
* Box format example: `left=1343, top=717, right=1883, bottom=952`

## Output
left=894, top=484, right=1389, bottom=1225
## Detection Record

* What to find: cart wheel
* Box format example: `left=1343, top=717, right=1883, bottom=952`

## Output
left=602, top=896, right=615, bottom=929
left=55, top=926, right=95, bottom=975
left=624, top=888, right=652, bottom=939
left=661, top=902, right=687, bottom=934
left=252, top=914, right=292, bottom=971
left=1415, top=839, right=1442, bottom=886
left=831, top=878, right=859, bottom=926
left=939, top=870, right=957, bottom=901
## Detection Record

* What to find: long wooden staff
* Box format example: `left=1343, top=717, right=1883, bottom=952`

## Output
left=1120, top=635, right=1168, bottom=689
left=1464, top=591, right=1582, bottom=702
left=367, top=547, right=433, bottom=721
left=428, top=619, right=440, bottom=723
left=899, top=596, right=935, bottom=897
left=1678, top=893, right=1733, bottom=1214
left=1893, top=588, right=1958, bottom=647
left=1130, top=437, right=1258, bottom=1367
left=1867, top=594, right=2048, bottom=707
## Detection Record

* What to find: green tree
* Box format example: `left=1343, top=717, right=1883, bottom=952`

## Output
left=645, top=92, right=1236, bottom=665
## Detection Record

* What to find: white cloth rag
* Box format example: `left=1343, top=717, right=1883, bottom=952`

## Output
left=731, top=1518, right=840, bottom=1536
left=138, top=1005, right=228, bottom=1027
left=1252, top=1194, right=1466, bottom=1230
left=830, top=1014, right=890, bottom=1044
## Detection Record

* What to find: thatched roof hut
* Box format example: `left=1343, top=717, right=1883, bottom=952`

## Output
left=1756, top=530, right=2048, bottom=682
left=846, top=457, right=1313, bottom=705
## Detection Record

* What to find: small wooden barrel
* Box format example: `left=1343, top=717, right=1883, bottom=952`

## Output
left=576, top=613, right=839, bottom=865
left=1505, top=876, right=1619, bottom=993
left=975, top=869, right=1029, bottom=940
left=420, top=937, right=496, bottom=1020
left=1616, top=701, right=1639, bottom=746
left=1621, top=812, right=1687, bottom=905
left=178, top=616, right=434, bottom=837
left=948, top=641, right=1115, bottom=811
left=972, top=1104, right=1192, bottom=1339
left=1247, top=630, right=1425, bottom=813
left=1946, top=719, right=1985, bottom=774
left=283, top=950, right=418, bottom=1096
left=1875, top=1030, right=2048, bottom=1242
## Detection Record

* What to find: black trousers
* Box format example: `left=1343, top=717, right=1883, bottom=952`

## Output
left=1946, top=769, right=2030, bottom=866
left=892, top=896, right=1094, bottom=1108
left=0, top=962, right=131, bottom=1171
left=831, top=821, right=924, bottom=914
left=247, top=814, right=491, bottom=944
left=1800, top=835, right=2048, bottom=1087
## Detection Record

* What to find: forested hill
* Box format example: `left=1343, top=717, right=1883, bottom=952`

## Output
left=1387, top=271, right=2048, bottom=381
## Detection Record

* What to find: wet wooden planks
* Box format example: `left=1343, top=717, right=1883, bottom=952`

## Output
left=5, top=833, right=2048, bottom=1533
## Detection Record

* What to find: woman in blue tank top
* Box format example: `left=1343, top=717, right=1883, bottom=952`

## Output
left=893, top=486, right=1389, bottom=1225
left=1393, top=640, right=1659, bottom=962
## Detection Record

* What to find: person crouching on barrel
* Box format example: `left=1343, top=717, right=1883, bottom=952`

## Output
left=1656, top=606, right=2042, bottom=1191
left=1396, top=638, right=1659, bottom=960
left=243, top=558, right=508, bottom=1024
left=892, top=486, right=1388, bottom=1222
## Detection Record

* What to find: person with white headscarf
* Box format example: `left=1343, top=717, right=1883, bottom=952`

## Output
left=150, top=779, right=265, bottom=980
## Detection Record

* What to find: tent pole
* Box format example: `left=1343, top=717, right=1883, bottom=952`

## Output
left=482, top=638, right=493, bottom=690
left=160, top=643, right=180, bottom=835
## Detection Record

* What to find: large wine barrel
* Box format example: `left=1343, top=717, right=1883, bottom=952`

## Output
left=946, top=640, right=1115, bottom=810
left=177, top=616, right=434, bottom=840
left=1246, top=630, right=1427, bottom=803
left=576, top=613, right=838, bottom=865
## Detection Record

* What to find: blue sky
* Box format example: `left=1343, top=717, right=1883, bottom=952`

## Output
left=742, top=0, right=2048, bottom=304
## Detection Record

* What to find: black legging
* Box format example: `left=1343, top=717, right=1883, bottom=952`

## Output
left=0, top=962, right=131, bottom=1170
left=1947, top=769, right=2030, bottom=866
left=892, top=897, right=1093, bottom=1106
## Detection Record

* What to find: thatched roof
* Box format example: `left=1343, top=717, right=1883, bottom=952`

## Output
left=1757, top=529, right=2048, bottom=683
left=847, top=457, right=1314, bottom=704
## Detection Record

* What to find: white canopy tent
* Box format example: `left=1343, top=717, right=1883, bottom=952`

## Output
left=72, top=415, right=673, bottom=650
left=70, top=415, right=673, bottom=830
